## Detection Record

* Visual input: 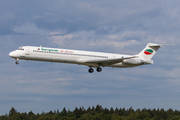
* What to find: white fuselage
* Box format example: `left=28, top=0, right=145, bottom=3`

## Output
left=9, top=46, right=150, bottom=68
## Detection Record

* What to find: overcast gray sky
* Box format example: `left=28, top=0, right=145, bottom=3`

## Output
left=0, top=0, right=180, bottom=115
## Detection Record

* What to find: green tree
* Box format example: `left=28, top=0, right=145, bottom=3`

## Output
left=147, top=108, right=154, bottom=118
left=103, top=114, right=112, bottom=120
left=126, top=106, right=134, bottom=116
left=61, top=107, right=67, bottom=116
left=0, top=116, right=8, bottom=120
left=159, top=108, right=168, bottom=119
left=91, top=106, right=95, bottom=112
left=95, top=105, right=103, bottom=113
left=111, top=115, right=122, bottom=120
left=120, top=108, right=126, bottom=116
left=86, top=106, right=91, bottom=113
left=167, top=108, right=174, bottom=116
left=110, top=107, right=114, bottom=114
left=28, top=111, right=35, bottom=117
left=170, top=115, right=180, bottom=120
left=20, top=113, right=28, bottom=120
left=103, top=108, right=110, bottom=114
left=28, top=111, right=36, bottom=120
left=174, top=110, right=180, bottom=115
left=57, top=109, right=60, bottom=114
left=11, top=113, right=22, bottom=120
left=38, top=116, right=52, bottom=120
left=152, top=108, right=157, bottom=117
left=80, top=113, right=92, bottom=120
left=79, top=107, right=83, bottom=115
left=137, top=111, right=151, bottom=120
left=9, top=107, right=17, bottom=117
left=114, top=108, right=119, bottom=115
left=92, top=113, right=106, bottom=120
left=48, top=110, right=54, bottom=115
left=73, top=107, right=81, bottom=119
left=81, top=106, right=86, bottom=114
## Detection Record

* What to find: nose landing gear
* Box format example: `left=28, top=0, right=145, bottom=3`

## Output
left=15, top=59, right=19, bottom=65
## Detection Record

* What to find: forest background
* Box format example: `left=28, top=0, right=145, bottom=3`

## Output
left=1, top=105, right=180, bottom=120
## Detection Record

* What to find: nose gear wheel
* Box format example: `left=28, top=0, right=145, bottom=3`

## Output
left=15, top=59, right=19, bottom=65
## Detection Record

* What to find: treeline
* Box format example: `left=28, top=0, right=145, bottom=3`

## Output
left=1, top=105, right=180, bottom=120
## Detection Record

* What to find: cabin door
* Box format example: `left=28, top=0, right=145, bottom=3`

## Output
left=25, top=47, right=30, bottom=55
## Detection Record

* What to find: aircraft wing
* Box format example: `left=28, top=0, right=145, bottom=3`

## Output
left=83, top=56, right=137, bottom=66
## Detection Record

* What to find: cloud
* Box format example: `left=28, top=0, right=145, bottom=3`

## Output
left=13, top=23, right=48, bottom=35
left=0, top=0, right=180, bottom=115
left=0, top=12, right=15, bottom=35
left=48, top=31, right=144, bottom=51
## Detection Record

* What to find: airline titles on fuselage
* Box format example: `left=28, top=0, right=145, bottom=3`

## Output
left=34, top=47, right=108, bottom=58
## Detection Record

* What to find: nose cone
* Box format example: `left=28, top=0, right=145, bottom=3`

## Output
left=9, top=52, right=13, bottom=57
left=9, top=51, right=18, bottom=58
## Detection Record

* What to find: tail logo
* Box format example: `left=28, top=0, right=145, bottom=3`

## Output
left=144, top=49, right=153, bottom=55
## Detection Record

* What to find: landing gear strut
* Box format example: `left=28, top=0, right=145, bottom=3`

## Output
left=15, top=59, right=19, bottom=65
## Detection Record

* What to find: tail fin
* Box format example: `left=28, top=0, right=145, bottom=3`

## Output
left=137, top=43, right=163, bottom=60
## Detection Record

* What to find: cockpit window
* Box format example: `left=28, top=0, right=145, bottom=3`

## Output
left=17, top=47, right=24, bottom=51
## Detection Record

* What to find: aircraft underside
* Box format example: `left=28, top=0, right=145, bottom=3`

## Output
left=14, top=57, right=140, bottom=73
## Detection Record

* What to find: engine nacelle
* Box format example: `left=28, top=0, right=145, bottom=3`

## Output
left=123, top=58, right=144, bottom=65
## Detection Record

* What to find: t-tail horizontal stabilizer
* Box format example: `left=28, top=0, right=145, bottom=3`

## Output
left=138, top=43, right=174, bottom=60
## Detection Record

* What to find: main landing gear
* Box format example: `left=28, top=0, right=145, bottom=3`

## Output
left=88, top=67, right=102, bottom=73
left=88, top=68, right=94, bottom=73
left=96, top=67, right=102, bottom=72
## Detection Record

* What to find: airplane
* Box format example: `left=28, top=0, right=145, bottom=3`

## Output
left=9, top=43, right=172, bottom=73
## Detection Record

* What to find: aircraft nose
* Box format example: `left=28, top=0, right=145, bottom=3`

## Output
left=9, top=51, right=17, bottom=58
left=9, top=52, right=13, bottom=57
